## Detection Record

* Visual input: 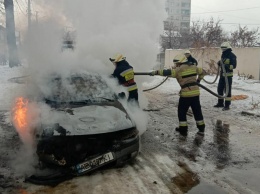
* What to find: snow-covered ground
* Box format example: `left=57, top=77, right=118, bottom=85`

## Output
left=1, top=64, right=260, bottom=194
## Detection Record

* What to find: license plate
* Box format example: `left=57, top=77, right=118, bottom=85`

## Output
left=75, top=152, right=114, bottom=174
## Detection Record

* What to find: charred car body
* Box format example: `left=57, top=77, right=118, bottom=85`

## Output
left=26, top=73, right=140, bottom=185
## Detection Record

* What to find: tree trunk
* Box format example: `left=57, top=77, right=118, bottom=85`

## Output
left=4, top=0, right=19, bottom=67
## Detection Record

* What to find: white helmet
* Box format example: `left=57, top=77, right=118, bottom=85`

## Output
left=221, top=42, right=232, bottom=51
left=184, top=50, right=191, bottom=54
left=109, top=53, right=126, bottom=63
left=173, top=54, right=188, bottom=64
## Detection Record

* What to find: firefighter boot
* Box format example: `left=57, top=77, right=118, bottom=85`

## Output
left=214, top=104, right=224, bottom=108
left=222, top=106, right=230, bottom=111
left=176, top=127, right=188, bottom=137
left=196, top=124, right=205, bottom=136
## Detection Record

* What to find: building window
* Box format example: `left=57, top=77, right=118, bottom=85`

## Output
left=181, top=2, right=191, bottom=7
left=181, top=22, right=190, bottom=28
left=181, top=9, right=190, bottom=15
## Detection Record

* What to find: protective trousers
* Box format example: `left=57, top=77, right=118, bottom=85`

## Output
left=178, top=96, right=205, bottom=135
left=217, top=76, right=232, bottom=107
left=128, top=89, right=139, bottom=106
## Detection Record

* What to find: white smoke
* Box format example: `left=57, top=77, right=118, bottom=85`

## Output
left=24, top=0, right=166, bottom=73
left=21, top=0, right=166, bottom=116
left=16, top=0, right=166, bottom=173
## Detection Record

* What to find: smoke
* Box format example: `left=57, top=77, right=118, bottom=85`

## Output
left=23, top=0, right=166, bottom=73
left=21, top=0, right=166, bottom=116
left=15, top=0, right=166, bottom=172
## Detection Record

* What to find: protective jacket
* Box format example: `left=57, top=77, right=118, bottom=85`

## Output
left=220, top=49, right=237, bottom=77
left=157, top=63, right=205, bottom=97
left=112, top=60, right=137, bottom=92
left=187, top=56, right=198, bottom=66
left=216, top=48, right=236, bottom=107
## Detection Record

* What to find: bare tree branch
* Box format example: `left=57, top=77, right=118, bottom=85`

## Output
left=190, top=18, right=225, bottom=48
left=229, top=25, right=260, bottom=47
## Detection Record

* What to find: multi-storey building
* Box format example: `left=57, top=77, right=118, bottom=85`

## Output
left=164, top=0, right=191, bottom=33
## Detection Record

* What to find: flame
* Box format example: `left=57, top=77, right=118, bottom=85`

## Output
left=12, top=97, right=29, bottom=133
left=18, top=189, right=30, bottom=194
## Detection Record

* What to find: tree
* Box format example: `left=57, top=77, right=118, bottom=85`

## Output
left=189, top=20, right=205, bottom=48
left=160, top=20, right=182, bottom=51
left=229, top=25, right=260, bottom=47
left=190, top=18, right=225, bottom=48
left=204, top=18, right=224, bottom=47
left=4, top=0, right=19, bottom=67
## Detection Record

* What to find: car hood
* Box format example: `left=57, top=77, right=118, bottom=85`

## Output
left=41, top=104, right=135, bottom=136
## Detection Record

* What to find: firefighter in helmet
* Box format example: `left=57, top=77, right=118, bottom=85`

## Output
left=150, top=54, right=206, bottom=138
left=110, top=53, right=139, bottom=105
left=214, top=42, right=237, bottom=111
left=184, top=50, right=198, bottom=66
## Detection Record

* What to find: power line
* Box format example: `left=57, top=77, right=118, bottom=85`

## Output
left=220, top=22, right=260, bottom=26
left=19, top=0, right=28, bottom=11
left=193, top=20, right=260, bottom=28
left=192, top=5, right=260, bottom=23
left=192, top=6, right=260, bottom=14
left=15, top=0, right=27, bottom=16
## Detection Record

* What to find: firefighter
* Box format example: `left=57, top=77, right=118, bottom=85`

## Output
left=109, top=53, right=139, bottom=105
left=214, top=42, right=237, bottom=111
left=150, top=54, right=206, bottom=138
left=184, top=50, right=198, bottom=66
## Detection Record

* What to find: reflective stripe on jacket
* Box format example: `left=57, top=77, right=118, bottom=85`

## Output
left=220, top=49, right=237, bottom=77
left=158, top=64, right=206, bottom=97
left=112, top=60, right=138, bottom=92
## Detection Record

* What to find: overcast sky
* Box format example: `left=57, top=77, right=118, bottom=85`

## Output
left=191, top=0, right=260, bottom=31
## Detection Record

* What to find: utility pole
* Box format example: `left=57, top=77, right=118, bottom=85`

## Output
left=4, top=0, right=19, bottom=67
left=28, top=0, right=31, bottom=32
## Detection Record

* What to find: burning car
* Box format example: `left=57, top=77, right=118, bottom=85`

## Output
left=13, top=72, right=140, bottom=185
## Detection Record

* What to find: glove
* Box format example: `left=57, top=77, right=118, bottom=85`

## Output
left=149, top=70, right=159, bottom=76
left=118, top=92, right=126, bottom=99
left=196, top=79, right=201, bottom=83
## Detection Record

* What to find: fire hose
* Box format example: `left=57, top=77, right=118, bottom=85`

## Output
left=203, top=65, right=220, bottom=84
left=134, top=72, right=169, bottom=92
left=134, top=60, right=229, bottom=99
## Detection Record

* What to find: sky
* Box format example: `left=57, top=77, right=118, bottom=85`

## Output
left=191, top=0, right=260, bottom=31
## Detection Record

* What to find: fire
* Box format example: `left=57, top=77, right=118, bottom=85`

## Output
left=12, top=97, right=29, bottom=133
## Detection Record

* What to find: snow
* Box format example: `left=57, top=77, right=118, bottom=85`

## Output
left=1, top=64, right=260, bottom=193
left=145, top=74, right=260, bottom=114
left=42, top=105, right=135, bottom=135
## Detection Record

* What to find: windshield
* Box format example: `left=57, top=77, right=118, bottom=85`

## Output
left=45, top=73, right=116, bottom=103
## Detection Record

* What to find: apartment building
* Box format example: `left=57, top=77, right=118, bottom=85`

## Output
left=164, top=0, right=191, bottom=33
